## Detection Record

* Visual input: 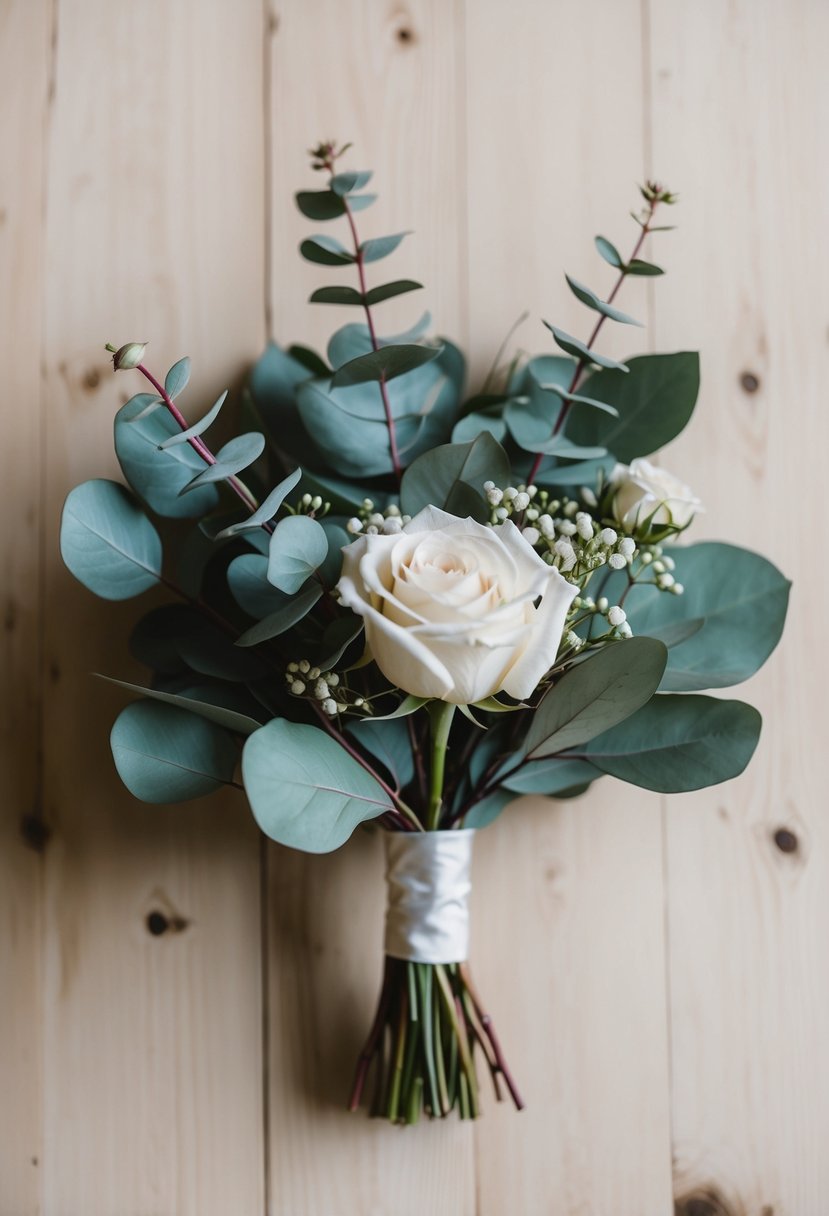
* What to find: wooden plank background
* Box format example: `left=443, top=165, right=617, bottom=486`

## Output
left=0, top=1, right=823, bottom=1213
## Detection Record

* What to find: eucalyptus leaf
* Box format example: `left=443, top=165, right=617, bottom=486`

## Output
left=565, top=275, right=642, bottom=326
left=114, top=395, right=221, bottom=518
left=111, top=700, right=239, bottom=803
left=158, top=390, right=227, bottom=448
left=626, top=258, right=664, bottom=276
left=331, top=170, right=373, bottom=196
left=267, top=514, right=328, bottom=594
left=249, top=342, right=321, bottom=462
left=327, top=313, right=432, bottom=368
left=216, top=467, right=301, bottom=538
left=620, top=542, right=790, bottom=689
left=451, top=409, right=508, bottom=445
left=242, top=719, right=394, bottom=852
left=99, top=675, right=262, bottom=735
left=331, top=343, right=442, bottom=389
left=348, top=193, right=376, bottom=212
left=227, top=553, right=289, bottom=618
left=60, top=479, right=162, bottom=601
left=179, top=433, right=265, bottom=495
left=543, top=323, right=629, bottom=371
left=370, top=695, right=428, bottom=721
left=595, top=235, right=623, bottom=268
left=309, top=285, right=365, bottom=306
left=524, top=637, right=668, bottom=758
left=566, top=353, right=700, bottom=461
left=360, top=232, right=409, bottom=262
left=165, top=357, right=191, bottom=399
left=295, top=190, right=345, bottom=221
left=348, top=716, right=415, bottom=791
left=400, top=432, right=510, bottom=519
left=318, top=616, right=364, bottom=667
left=365, top=280, right=422, bottom=306
left=299, top=236, right=353, bottom=266
left=501, top=757, right=601, bottom=795
left=581, top=694, right=762, bottom=792
left=236, top=584, right=322, bottom=647
left=463, top=788, right=513, bottom=829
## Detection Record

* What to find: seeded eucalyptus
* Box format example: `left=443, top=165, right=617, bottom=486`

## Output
left=60, top=146, right=790, bottom=1124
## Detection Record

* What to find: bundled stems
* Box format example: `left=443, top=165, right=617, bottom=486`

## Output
left=348, top=958, right=522, bottom=1122
left=526, top=196, right=660, bottom=487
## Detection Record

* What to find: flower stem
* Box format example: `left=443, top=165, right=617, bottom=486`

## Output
left=426, top=701, right=456, bottom=830
left=526, top=197, right=659, bottom=487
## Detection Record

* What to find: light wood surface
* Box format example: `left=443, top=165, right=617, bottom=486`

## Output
left=1, top=2, right=823, bottom=1213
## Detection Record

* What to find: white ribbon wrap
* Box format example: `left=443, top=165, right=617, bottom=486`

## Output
left=383, top=829, right=474, bottom=964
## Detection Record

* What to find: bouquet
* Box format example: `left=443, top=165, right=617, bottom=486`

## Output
left=60, top=142, right=790, bottom=1125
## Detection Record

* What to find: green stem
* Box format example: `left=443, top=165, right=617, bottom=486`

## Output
left=426, top=701, right=457, bottom=830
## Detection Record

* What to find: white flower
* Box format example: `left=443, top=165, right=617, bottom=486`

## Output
left=576, top=512, right=594, bottom=540
left=346, top=517, right=363, bottom=534
left=607, top=606, right=627, bottom=626
left=618, top=537, right=636, bottom=558
left=608, top=553, right=627, bottom=570
left=522, top=526, right=540, bottom=546
left=321, top=698, right=338, bottom=716
left=512, top=491, right=530, bottom=511
left=290, top=680, right=305, bottom=695
left=600, top=527, right=618, bottom=546
left=618, top=621, right=633, bottom=639
left=609, top=458, right=702, bottom=532
left=336, top=505, right=578, bottom=704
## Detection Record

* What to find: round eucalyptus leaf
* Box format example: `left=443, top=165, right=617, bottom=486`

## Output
left=400, top=432, right=510, bottom=519
left=267, top=515, right=328, bottom=594
left=99, top=675, right=262, bottom=735
left=61, top=479, right=162, bottom=601
left=227, top=553, right=287, bottom=618
left=242, top=719, right=393, bottom=852
left=114, top=393, right=221, bottom=518
left=165, top=357, right=191, bottom=399
left=111, top=700, right=239, bottom=803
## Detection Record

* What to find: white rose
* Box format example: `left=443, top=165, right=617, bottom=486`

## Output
left=336, top=505, right=578, bottom=704
left=609, top=458, right=702, bottom=532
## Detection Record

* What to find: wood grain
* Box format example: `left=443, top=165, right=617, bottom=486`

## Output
left=37, top=3, right=266, bottom=1213
left=0, top=4, right=51, bottom=1212
left=649, top=2, right=829, bottom=1211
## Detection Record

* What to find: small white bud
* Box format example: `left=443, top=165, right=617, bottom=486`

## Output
left=581, top=486, right=598, bottom=508
left=308, top=667, right=320, bottom=680
left=525, top=507, right=539, bottom=521
left=608, top=606, right=627, bottom=627
left=369, top=513, right=385, bottom=527
left=385, top=503, right=401, bottom=516
left=657, top=572, right=675, bottom=589
left=382, top=516, right=403, bottom=534
left=672, top=582, right=685, bottom=595
left=322, top=698, right=338, bottom=716
left=301, top=493, right=312, bottom=507
left=618, top=621, right=633, bottom=639
left=564, top=629, right=582, bottom=651
left=346, top=517, right=363, bottom=534
left=494, top=507, right=508, bottom=521
left=576, top=512, right=594, bottom=540
left=600, top=527, right=618, bottom=546
left=641, top=551, right=654, bottom=565
left=512, top=491, right=530, bottom=510
left=538, top=513, right=555, bottom=537
left=366, top=525, right=379, bottom=535
left=362, top=499, right=374, bottom=511
left=522, top=526, right=540, bottom=546
left=619, top=537, right=636, bottom=557
left=314, top=680, right=330, bottom=699
left=298, top=659, right=310, bottom=674
left=336, top=702, right=347, bottom=714
left=653, top=560, right=666, bottom=574
left=354, top=697, right=365, bottom=708
left=287, top=662, right=299, bottom=673
left=527, top=485, right=538, bottom=499
left=327, top=673, right=340, bottom=687
left=608, top=553, right=627, bottom=570
left=290, top=680, right=306, bottom=695
left=557, top=519, right=577, bottom=537
left=597, top=596, right=609, bottom=613
left=663, top=555, right=676, bottom=571
left=311, top=495, right=323, bottom=510
left=503, top=486, right=517, bottom=502
left=483, top=480, right=495, bottom=492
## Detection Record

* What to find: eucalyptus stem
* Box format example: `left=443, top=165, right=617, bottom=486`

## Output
left=526, top=195, right=660, bottom=487
left=319, top=149, right=403, bottom=485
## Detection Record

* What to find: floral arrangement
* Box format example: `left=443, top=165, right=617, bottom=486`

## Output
left=60, top=142, right=790, bottom=1125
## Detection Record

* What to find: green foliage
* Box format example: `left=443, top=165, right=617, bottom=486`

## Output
left=310, top=285, right=365, bottom=306
left=158, top=391, right=227, bottom=449
left=361, top=232, right=409, bottom=262
left=60, top=479, right=162, bottom=600
left=111, top=700, right=239, bottom=802
left=179, top=433, right=265, bottom=495
left=216, top=467, right=301, bottom=539
left=242, top=719, right=393, bottom=851
left=500, top=757, right=601, bottom=795
left=612, top=542, right=791, bottom=690
left=300, top=235, right=353, bottom=266
left=267, top=514, right=328, bottom=594
left=165, top=357, right=191, bottom=398
left=564, top=275, right=642, bottom=326
left=364, top=280, right=422, bottom=306
left=295, top=190, right=346, bottom=221
left=331, top=343, right=442, bottom=389
left=544, top=323, right=629, bottom=372
left=331, top=170, right=373, bottom=196
left=115, top=394, right=221, bottom=518
left=236, top=584, right=323, bottom=647
left=581, top=694, right=762, bottom=792
left=400, top=433, right=511, bottom=519
left=523, top=637, right=668, bottom=758
left=348, top=716, right=415, bottom=790
left=566, top=352, right=700, bottom=461
left=595, top=235, right=623, bottom=267
left=100, top=676, right=262, bottom=735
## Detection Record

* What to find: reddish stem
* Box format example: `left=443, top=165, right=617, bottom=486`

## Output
left=136, top=363, right=266, bottom=522
left=459, top=962, right=524, bottom=1111
left=325, top=157, right=402, bottom=485
left=526, top=199, right=659, bottom=487
left=348, top=956, right=394, bottom=1111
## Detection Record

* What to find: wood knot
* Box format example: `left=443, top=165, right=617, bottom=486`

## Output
left=396, top=24, right=416, bottom=44
left=674, top=1188, right=739, bottom=1216
left=739, top=370, right=760, bottom=394
left=773, top=826, right=799, bottom=854
left=20, top=813, right=51, bottom=853
left=146, top=909, right=189, bottom=936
